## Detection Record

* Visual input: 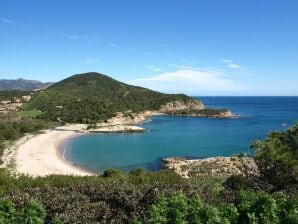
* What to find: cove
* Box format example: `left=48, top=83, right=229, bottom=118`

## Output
left=62, top=97, right=298, bottom=172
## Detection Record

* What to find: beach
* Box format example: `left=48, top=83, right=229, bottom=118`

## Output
left=1, top=112, right=154, bottom=177
left=3, top=124, right=93, bottom=177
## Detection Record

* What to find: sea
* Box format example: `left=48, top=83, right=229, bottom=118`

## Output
left=61, top=97, right=298, bottom=173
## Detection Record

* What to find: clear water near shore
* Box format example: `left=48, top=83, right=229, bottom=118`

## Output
left=62, top=97, right=298, bottom=173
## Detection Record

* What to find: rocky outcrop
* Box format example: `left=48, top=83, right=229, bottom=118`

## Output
left=97, top=111, right=154, bottom=126
left=159, top=100, right=205, bottom=113
left=166, top=108, right=235, bottom=118
left=86, top=111, right=156, bottom=133
left=88, top=125, right=146, bottom=133
left=163, top=156, right=259, bottom=178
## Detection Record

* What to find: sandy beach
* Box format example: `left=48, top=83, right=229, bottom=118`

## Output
left=1, top=112, right=156, bottom=177
left=3, top=124, right=93, bottom=177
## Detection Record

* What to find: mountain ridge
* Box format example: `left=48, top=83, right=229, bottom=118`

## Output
left=0, top=78, right=53, bottom=91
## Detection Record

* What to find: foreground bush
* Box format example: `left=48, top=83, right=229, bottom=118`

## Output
left=0, top=197, right=46, bottom=224
left=144, top=191, right=298, bottom=224
left=252, top=123, right=298, bottom=190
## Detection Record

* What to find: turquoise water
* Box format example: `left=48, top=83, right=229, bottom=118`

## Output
left=62, top=97, right=298, bottom=172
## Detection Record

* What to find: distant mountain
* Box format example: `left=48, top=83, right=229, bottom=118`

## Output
left=24, top=72, right=204, bottom=123
left=0, top=78, right=53, bottom=91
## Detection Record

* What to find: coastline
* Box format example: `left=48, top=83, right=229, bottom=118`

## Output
left=3, top=124, right=94, bottom=177
left=0, top=110, right=237, bottom=177
left=1, top=112, right=156, bottom=177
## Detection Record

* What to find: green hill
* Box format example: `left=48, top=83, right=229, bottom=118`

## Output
left=23, top=72, right=202, bottom=123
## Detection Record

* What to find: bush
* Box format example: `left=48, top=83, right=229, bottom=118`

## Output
left=145, top=191, right=298, bottom=224
left=0, top=197, right=46, bottom=224
left=252, top=123, right=298, bottom=190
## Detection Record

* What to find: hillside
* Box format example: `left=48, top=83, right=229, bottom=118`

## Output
left=0, top=78, right=52, bottom=91
left=23, top=72, right=204, bottom=123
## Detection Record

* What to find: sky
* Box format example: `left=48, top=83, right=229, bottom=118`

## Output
left=0, top=0, right=298, bottom=96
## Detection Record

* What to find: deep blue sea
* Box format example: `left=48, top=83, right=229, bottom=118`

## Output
left=62, top=97, right=298, bottom=173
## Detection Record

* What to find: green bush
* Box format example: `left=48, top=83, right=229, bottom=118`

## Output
left=0, top=197, right=46, bottom=224
left=252, top=123, right=298, bottom=190
left=145, top=191, right=298, bottom=224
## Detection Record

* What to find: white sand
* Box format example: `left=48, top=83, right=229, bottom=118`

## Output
left=14, top=124, right=93, bottom=177
left=2, top=111, right=162, bottom=177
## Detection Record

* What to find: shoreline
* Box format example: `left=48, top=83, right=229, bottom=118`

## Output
left=3, top=124, right=94, bottom=177
left=1, top=112, right=156, bottom=177
left=56, top=132, right=98, bottom=176
left=1, top=110, right=238, bottom=177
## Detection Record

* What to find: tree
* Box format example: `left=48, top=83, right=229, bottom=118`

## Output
left=252, top=123, right=298, bottom=190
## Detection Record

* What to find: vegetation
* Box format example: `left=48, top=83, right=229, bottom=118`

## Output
left=0, top=90, right=31, bottom=102
left=144, top=190, right=297, bottom=224
left=167, top=108, right=231, bottom=117
left=252, top=123, right=298, bottom=191
left=0, top=95, right=297, bottom=223
left=23, top=72, right=199, bottom=123
left=17, top=109, right=45, bottom=118
left=0, top=112, right=58, bottom=160
left=0, top=197, right=47, bottom=224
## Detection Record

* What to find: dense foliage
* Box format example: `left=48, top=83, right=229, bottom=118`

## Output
left=0, top=90, right=31, bottom=102
left=0, top=112, right=57, bottom=160
left=252, top=123, right=298, bottom=190
left=23, top=72, right=198, bottom=123
left=144, top=191, right=297, bottom=224
left=0, top=197, right=47, bottom=224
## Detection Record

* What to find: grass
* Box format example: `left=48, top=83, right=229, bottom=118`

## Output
left=17, top=109, right=44, bottom=118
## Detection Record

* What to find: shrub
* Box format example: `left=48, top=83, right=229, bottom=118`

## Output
left=252, top=123, right=298, bottom=190
left=0, top=197, right=46, bottom=224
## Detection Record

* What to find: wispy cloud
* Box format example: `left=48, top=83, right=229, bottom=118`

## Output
left=83, top=58, right=102, bottom=64
left=221, top=59, right=245, bottom=70
left=64, top=34, right=79, bottom=40
left=146, top=65, right=162, bottom=72
left=228, top=63, right=241, bottom=69
left=64, top=34, right=101, bottom=45
left=2, top=18, right=14, bottom=24
left=109, top=42, right=117, bottom=47
left=2, top=17, right=32, bottom=27
left=129, top=68, right=245, bottom=95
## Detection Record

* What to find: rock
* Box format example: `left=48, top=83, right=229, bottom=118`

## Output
left=163, top=156, right=259, bottom=178
left=159, top=100, right=205, bottom=113
left=89, top=125, right=146, bottom=133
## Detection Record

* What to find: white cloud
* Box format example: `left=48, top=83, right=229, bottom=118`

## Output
left=222, top=59, right=246, bottom=70
left=129, top=68, right=245, bottom=95
left=146, top=66, right=162, bottom=72
left=228, top=63, right=241, bottom=69
left=83, top=58, right=101, bottom=64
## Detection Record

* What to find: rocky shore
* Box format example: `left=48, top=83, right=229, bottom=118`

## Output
left=88, top=125, right=146, bottom=133
left=86, top=111, right=160, bottom=133
left=163, top=156, right=259, bottom=178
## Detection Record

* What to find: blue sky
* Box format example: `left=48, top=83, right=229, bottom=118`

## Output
left=0, top=0, right=297, bottom=95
